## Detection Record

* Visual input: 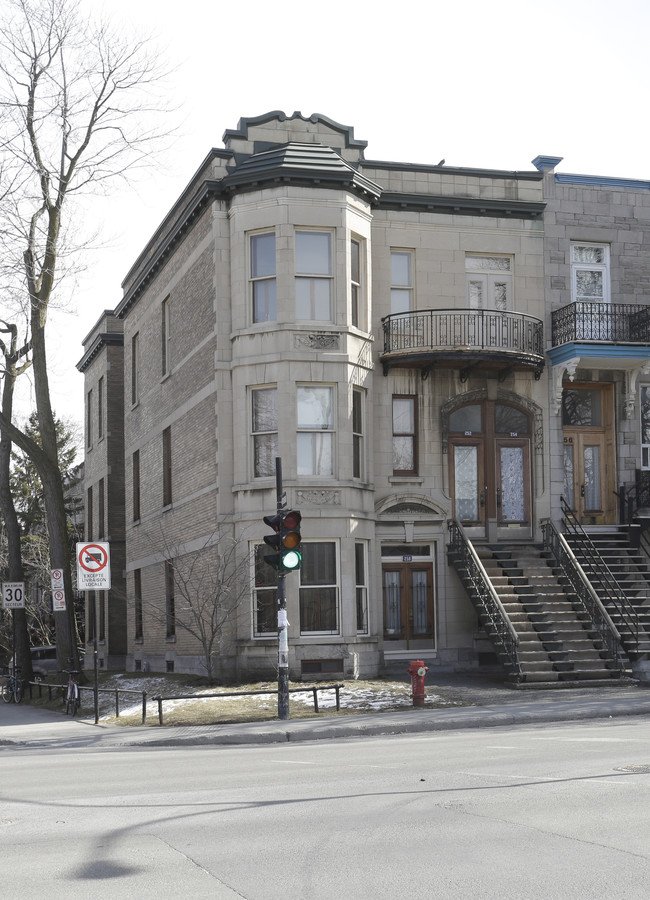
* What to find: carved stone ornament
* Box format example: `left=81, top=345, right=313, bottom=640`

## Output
left=295, top=489, right=341, bottom=505
left=294, top=333, right=340, bottom=350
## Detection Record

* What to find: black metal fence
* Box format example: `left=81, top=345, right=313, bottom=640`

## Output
left=382, top=308, right=544, bottom=358
left=552, top=302, right=650, bottom=345
left=151, top=684, right=343, bottom=726
left=27, top=680, right=148, bottom=724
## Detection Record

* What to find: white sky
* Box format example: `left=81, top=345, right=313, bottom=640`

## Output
left=27, top=0, right=650, bottom=428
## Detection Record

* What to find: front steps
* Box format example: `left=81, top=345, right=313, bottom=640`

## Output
left=564, top=528, right=650, bottom=659
left=450, top=542, right=629, bottom=686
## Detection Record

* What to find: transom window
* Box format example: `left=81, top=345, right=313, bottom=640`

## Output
left=296, top=231, right=332, bottom=320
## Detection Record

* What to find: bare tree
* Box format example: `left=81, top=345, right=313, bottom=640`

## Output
left=0, top=318, right=33, bottom=676
left=0, top=0, right=170, bottom=670
left=145, top=527, right=255, bottom=684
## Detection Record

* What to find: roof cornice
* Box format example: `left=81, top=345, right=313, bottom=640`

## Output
left=376, top=191, right=545, bottom=219
left=76, top=331, right=124, bottom=373
left=362, top=159, right=544, bottom=182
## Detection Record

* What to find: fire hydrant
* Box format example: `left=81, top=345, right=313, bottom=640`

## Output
left=407, top=660, right=428, bottom=707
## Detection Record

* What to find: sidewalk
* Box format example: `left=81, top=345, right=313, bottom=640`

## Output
left=2, top=675, right=650, bottom=749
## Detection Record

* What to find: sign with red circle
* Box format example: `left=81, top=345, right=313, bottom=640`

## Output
left=76, top=542, right=111, bottom=590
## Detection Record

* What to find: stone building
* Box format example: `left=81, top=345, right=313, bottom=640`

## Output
left=78, top=111, right=650, bottom=682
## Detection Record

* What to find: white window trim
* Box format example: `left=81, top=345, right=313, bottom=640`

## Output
left=297, top=384, right=336, bottom=477
left=251, top=385, right=279, bottom=479
left=355, top=540, right=369, bottom=635
left=570, top=242, right=610, bottom=304
left=295, top=229, right=334, bottom=322
left=390, top=249, right=414, bottom=314
left=250, top=230, right=277, bottom=324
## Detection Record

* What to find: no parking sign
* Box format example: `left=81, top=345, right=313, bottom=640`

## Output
left=76, top=542, right=111, bottom=590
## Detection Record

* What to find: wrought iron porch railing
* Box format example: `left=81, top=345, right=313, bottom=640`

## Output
left=382, top=308, right=544, bottom=359
left=447, top=519, right=521, bottom=678
left=541, top=516, right=628, bottom=669
left=560, top=499, right=640, bottom=657
left=551, top=301, right=650, bottom=346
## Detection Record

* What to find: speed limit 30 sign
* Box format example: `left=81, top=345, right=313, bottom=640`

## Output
left=76, top=542, right=111, bottom=590
left=3, top=582, right=25, bottom=609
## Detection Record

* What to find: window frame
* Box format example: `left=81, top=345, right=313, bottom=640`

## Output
left=390, top=249, right=414, bottom=314
left=392, top=394, right=418, bottom=476
left=162, top=426, right=172, bottom=507
left=355, top=541, right=369, bottom=634
left=350, top=237, right=364, bottom=328
left=134, top=568, right=143, bottom=641
left=299, top=541, right=340, bottom=635
left=161, top=296, right=171, bottom=377
left=352, top=387, right=365, bottom=480
left=297, top=385, right=335, bottom=477
left=252, top=543, right=278, bottom=637
left=131, top=332, right=139, bottom=406
left=251, top=386, right=278, bottom=478
left=465, top=254, right=513, bottom=311
left=132, top=449, right=141, bottom=522
left=250, top=230, right=277, bottom=323
left=86, top=389, right=93, bottom=449
left=641, top=385, right=650, bottom=469
left=98, top=477, right=105, bottom=540
left=165, top=559, right=175, bottom=639
left=295, top=230, right=333, bottom=322
left=97, top=376, right=104, bottom=441
left=86, top=486, right=93, bottom=542
left=571, top=242, right=610, bottom=304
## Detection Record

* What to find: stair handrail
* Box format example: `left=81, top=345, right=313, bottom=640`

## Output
left=541, top=518, right=625, bottom=669
left=560, top=498, right=639, bottom=656
left=447, top=519, right=521, bottom=676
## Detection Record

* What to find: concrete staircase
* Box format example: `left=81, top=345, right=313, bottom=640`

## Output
left=452, top=543, right=628, bottom=686
left=564, top=528, right=650, bottom=659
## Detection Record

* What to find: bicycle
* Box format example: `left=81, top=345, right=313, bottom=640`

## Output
left=2, top=667, right=24, bottom=704
left=62, top=667, right=80, bottom=716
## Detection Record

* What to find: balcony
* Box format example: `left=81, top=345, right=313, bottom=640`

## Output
left=549, top=301, right=650, bottom=383
left=380, top=308, right=544, bottom=380
left=552, top=302, right=650, bottom=346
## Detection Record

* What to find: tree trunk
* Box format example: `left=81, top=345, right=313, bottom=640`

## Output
left=0, top=367, right=33, bottom=681
left=30, top=309, right=80, bottom=672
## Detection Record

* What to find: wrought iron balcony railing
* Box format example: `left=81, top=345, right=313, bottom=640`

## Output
left=381, top=308, right=544, bottom=364
left=551, top=301, right=650, bottom=346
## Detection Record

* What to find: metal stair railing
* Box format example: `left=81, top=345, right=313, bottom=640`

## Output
left=541, top=517, right=626, bottom=670
left=560, top=498, right=639, bottom=657
left=447, top=519, right=521, bottom=678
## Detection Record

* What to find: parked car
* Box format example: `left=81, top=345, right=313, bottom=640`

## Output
left=9, top=646, right=58, bottom=681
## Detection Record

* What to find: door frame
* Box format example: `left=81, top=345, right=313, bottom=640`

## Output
left=382, top=561, right=435, bottom=650
left=562, top=382, right=616, bottom=525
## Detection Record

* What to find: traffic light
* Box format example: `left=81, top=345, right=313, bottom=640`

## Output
left=263, top=509, right=302, bottom=572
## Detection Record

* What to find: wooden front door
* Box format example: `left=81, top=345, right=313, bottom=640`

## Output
left=562, top=384, right=616, bottom=525
left=383, top=563, right=434, bottom=651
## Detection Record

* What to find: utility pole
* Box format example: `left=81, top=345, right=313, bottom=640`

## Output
left=275, top=458, right=290, bottom=720
left=262, top=458, right=302, bottom=721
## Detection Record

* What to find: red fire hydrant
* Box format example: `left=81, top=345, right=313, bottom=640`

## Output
left=407, top=660, right=428, bottom=707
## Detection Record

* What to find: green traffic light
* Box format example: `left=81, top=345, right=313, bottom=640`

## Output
left=282, top=549, right=302, bottom=570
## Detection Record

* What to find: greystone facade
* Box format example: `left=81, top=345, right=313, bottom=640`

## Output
left=78, top=112, right=650, bottom=681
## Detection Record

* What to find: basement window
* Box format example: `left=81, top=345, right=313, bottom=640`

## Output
left=301, top=659, right=343, bottom=676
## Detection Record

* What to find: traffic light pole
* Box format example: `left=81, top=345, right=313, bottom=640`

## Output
left=275, top=458, right=290, bottom=720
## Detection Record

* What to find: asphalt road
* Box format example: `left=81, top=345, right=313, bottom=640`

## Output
left=2, top=716, right=649, bottom=899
